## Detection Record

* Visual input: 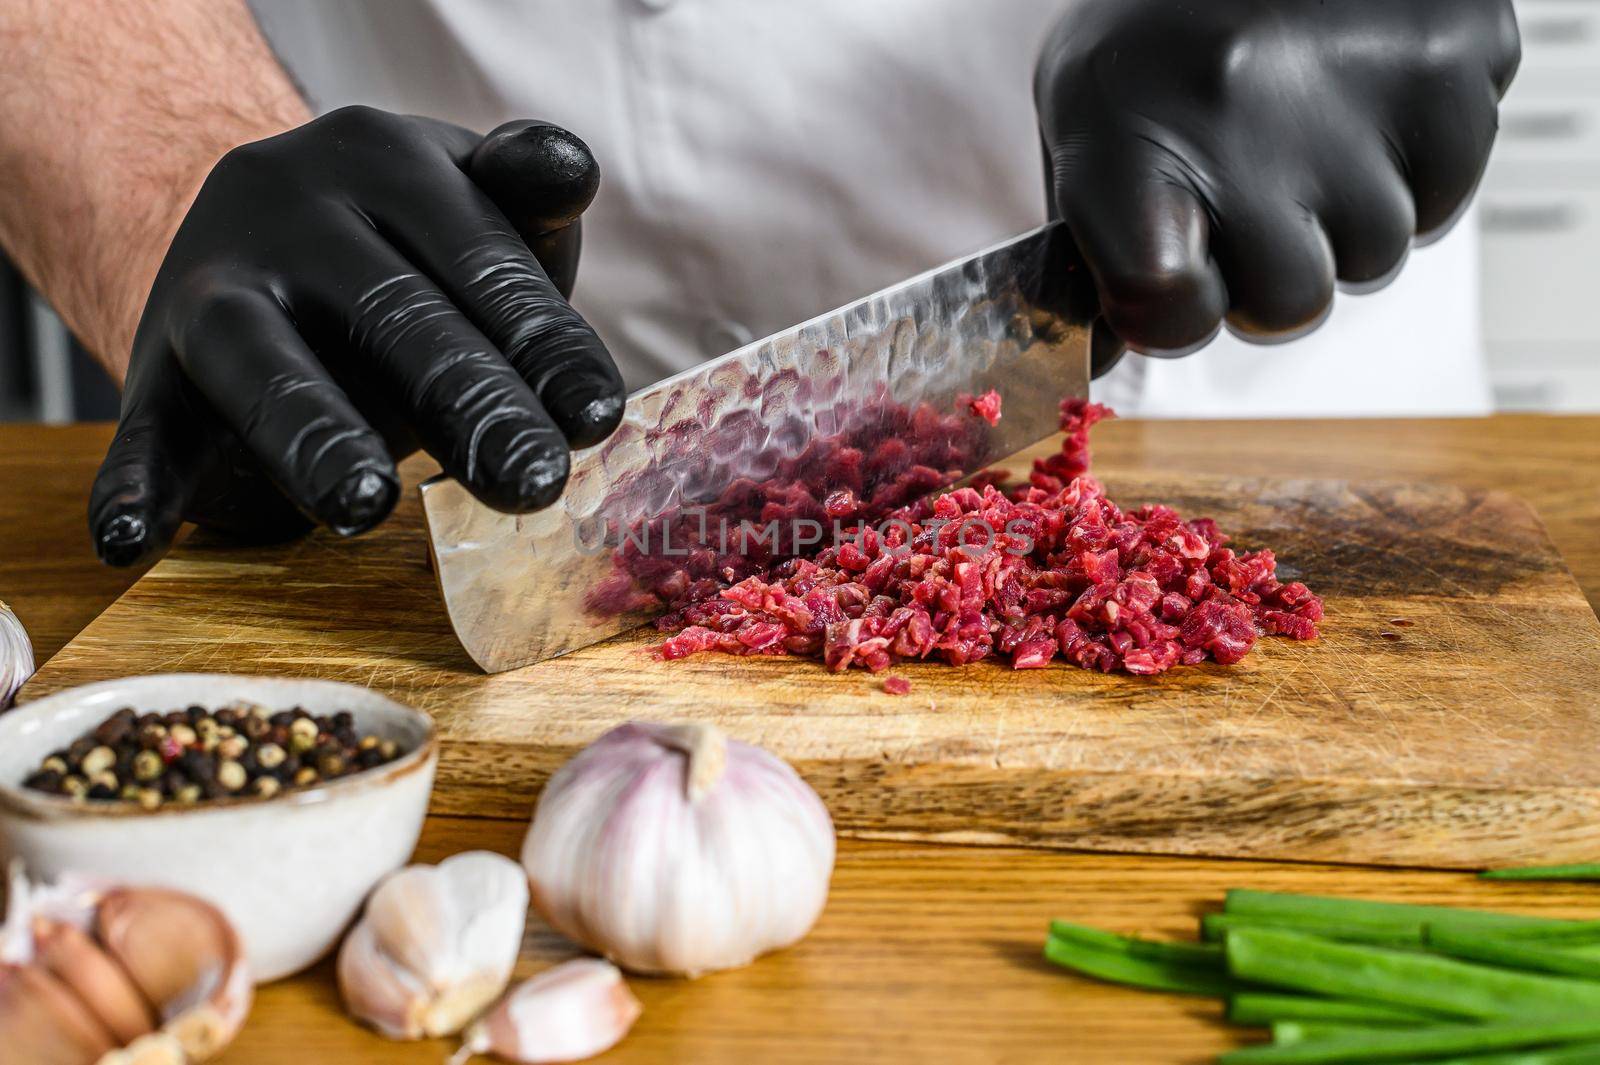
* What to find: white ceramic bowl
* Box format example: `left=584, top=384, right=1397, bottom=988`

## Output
left=0, top=674, right=437, bottom=982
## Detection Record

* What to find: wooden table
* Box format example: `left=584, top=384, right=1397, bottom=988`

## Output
left=4, top=416, right=1599, bottom=1065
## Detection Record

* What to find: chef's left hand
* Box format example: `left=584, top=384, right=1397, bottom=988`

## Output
left=1035, top=0, right=1521, bottom=376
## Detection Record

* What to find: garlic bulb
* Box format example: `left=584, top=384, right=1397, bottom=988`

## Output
left=338, top=850, right=528, bottom=1040
left=0, top=865, right=252, bottom=1064
left=451, top=958, right=640, bottom=1065
left=0, top=598, right=34, bottom=710
left=521, top=722, right=835, bottom=977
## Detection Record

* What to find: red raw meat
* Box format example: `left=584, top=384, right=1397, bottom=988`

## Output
left=656, top=398, right=1324, bottom=676
left=967, top=390, right=1003, bottom=426
left=883, top=676, right=912, bottom=695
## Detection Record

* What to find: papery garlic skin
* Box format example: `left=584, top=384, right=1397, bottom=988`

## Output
left=338, top=850, right=528, bottom=1040
left=0, top=598, right=34, bottom=711
left=0, top=868, right=250, bottom=1065
left=522, top=722, right=835, bottom=977
left=452, top=958, right=640, bottom=1065
left=0, top=961, right=118, bottom=1064
left=32, top=917, right=156, bottom=1044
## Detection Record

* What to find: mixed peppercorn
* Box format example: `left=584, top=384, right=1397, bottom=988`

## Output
left=20, top=703, right=403, bottom=808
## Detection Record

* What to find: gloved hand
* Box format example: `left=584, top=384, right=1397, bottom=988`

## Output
left=1035, top=0, right=1521, bottom=376
left=89, top=107, right=623, bottom=566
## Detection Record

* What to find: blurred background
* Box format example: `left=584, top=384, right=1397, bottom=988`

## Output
left=1, top=0, right=1596, bottom=422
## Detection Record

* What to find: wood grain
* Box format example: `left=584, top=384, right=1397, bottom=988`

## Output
left=7, top=418, right=1600, bottom=1065
left=22, top=452, right=1600, bottom=867
left=221, top=816, right=1600, bottom=1065
left=0, top=424, right=149, bottom=661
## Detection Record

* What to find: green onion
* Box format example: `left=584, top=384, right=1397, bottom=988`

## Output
left=1423, top=1041, right=1600, bottom=1064
left=1224, top=927, right=1600, bottom=1019
left=1483, top=864, right=1600, bottom=882
left=1227, top=993, right=1438, bottom=1027
left=1270, top=1021, right=1392, bottom=1045
left=1434, top=920, right=1600, bottom=945
left=1203, top=912, right=1425, bottom=949
left=1049, top=920, right=1224, bottom=965
left=1043, top=927, right=1237, bottom=996
left=1217, top=1019, right=1600, bottom=1065
left=1224, top=889, right=1574, bottom=934
left=1424, top=924, right=1600, bottom=980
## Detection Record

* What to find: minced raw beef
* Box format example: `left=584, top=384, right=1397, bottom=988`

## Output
left=967, top=389, right=1003, bottom=426
left=656, top=399, right=1323, bottom=676
left=584, top=388, right=988, bottom=618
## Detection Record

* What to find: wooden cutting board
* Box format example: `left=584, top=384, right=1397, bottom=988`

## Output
left=22, top=448, right=1600, bottom=870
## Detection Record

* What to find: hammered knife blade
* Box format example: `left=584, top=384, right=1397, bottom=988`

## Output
left=420, top=221, right=1095, bottom=672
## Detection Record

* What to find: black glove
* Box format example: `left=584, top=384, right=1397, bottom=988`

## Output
left=1035, top=0, right=1521, bottom=375
left=90, top=107, right=624, bottom=566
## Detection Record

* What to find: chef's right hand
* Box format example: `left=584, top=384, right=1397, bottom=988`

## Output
left=89, top=107, right=623, bottom=567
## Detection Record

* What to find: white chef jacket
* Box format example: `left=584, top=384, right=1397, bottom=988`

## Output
left=247, top=0, right=1491, bottom=417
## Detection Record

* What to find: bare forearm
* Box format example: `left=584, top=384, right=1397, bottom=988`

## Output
left=0, top=0, right=309, bottom=382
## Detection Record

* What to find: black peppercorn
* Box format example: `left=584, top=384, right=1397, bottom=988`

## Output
left=23, top=769, right=62, bottom=793
left=93, top=709, right=136, bottom=747
left=178, top=750, right=216, bottom=784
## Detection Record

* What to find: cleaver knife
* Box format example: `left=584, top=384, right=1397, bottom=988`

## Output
left=420, top=221, right=1095, bottom=672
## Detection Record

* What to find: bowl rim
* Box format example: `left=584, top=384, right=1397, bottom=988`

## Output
left=0, top=673, right=437, bottom=822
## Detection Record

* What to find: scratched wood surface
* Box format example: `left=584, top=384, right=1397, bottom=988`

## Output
left=21, top=423, right=1600, bottom=869
left=7, top=419, right=1600, bottom=1065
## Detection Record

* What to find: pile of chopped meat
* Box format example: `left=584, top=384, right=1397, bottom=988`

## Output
left=657, top=399, right=1322, bottom=675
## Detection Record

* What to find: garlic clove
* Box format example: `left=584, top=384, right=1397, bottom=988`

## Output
left=0, top=598, right=34, bottom=711
left=340, top=851, right=528, bottom=1040
left=335, top=921, right=430, bottom=1040
left=32, top=917, right=157, bottom=1044
left=93, top=887, right=251, bottom=1062
left=451, top=959, right=640, bottom=1065
left=436, top=851, right=528, bottom=991
left=362, top=864, right=462, bottom=993
left=0, top=962, right=118, bottom=1065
